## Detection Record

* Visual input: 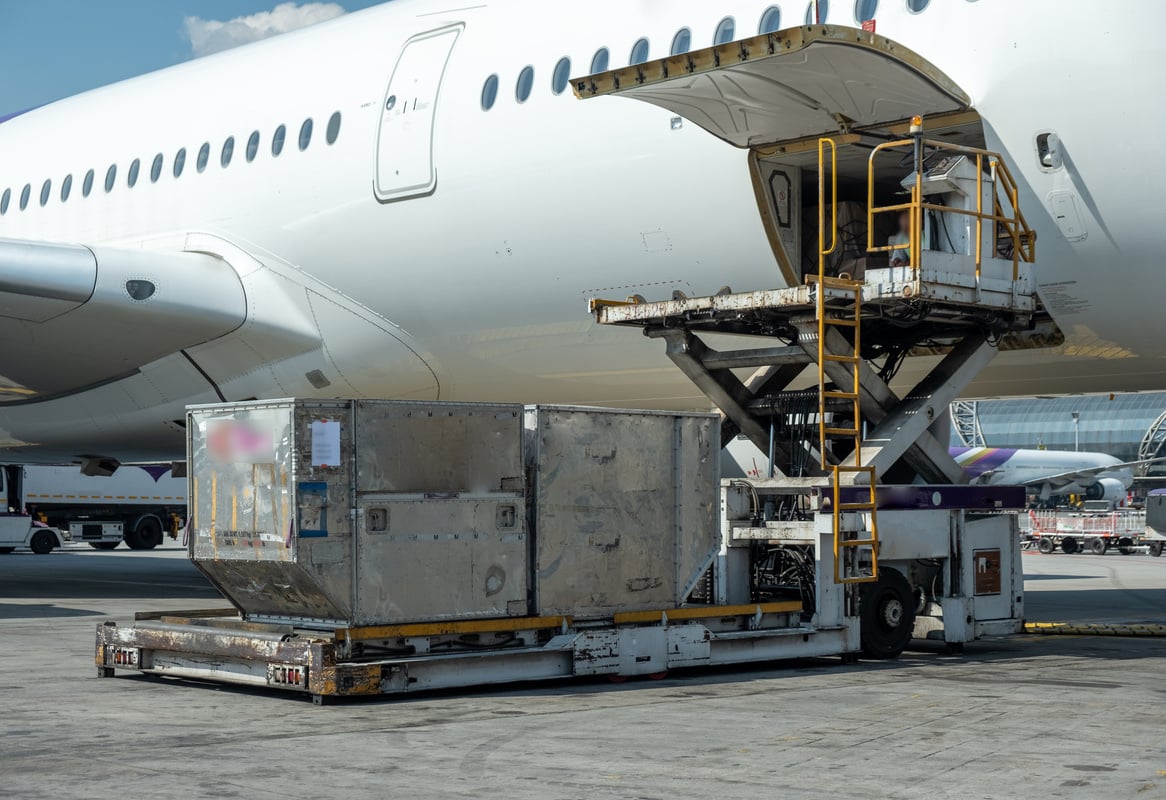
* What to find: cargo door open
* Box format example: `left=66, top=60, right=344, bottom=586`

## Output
left=572, top=25, right=979, bottom=284
left=572, top=25, right=969, bottom=148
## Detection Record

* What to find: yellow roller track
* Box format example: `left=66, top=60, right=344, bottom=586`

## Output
left=1025, top=622, right=1166, bottom=637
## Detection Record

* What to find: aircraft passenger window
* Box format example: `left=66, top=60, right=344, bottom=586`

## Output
left=104, top=165, right=117, bottom=193
left=246, top=131, right=260, bottom=161
left=806, top=0, right=830, bottom=23
left=671, top=28, right=692, bottom=55
left=907, top=0, right=930, bottom=10
left=197, top=143, right=210, bottom=173
left=128, top=158, right=140, bottom=188
left=590, top=48, right=609, bottom=74
left=221, top=137, right=235, bottom=167
left=516, top=66, right=534, bottom=103
left=326, top=112, right=341, bottom=144
left=629, top=38, right=650, bottom=66
left=272, top=125, right=286, bottom=156
left=299, top=118, right=313, bottom=150
left=61, top=174, right=72, bottom=202
left=173, top=148, right=186, bottom=178
left=759, top=6, right=782, bottom=33
left=481, top=74, right=499, bottom=110
left=19, top=184, right=30, bottom=210
left=150, top=154, right=163, bottom=183
left=552, top=58, right=571, bottom=95
left=0, top=188, right=9, bottom=215
left=856, top=0, right=878, bottom=21
left=714, top=17, right=736, bottom=45
left=82, top=169, right=94, bottom=197
left=39, top=179, right=51, bottom=207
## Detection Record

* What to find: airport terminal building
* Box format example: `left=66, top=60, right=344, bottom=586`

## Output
left=954, top=393, right=1166, bottom=462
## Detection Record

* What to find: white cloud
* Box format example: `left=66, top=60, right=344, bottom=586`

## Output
left=184, top=2, right=347, bottom=58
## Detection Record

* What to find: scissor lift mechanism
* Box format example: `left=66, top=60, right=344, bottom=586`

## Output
left=594, top=128, right=1042, bottom=588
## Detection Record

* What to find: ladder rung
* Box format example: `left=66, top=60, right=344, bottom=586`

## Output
left=838, top=575, right=879, bottom=585
left=837, top=503, right=876, bottom=511
left=821, top=353, right=858, bottom=363
left=815, top=276, right=863, bottom=289
left=821, top=318, right=859, bottom=328
left=837, top=538, right=877, bottom=547
left=822, top=390, right=859, bottom=400
left=823, top=427, right=860, bottom=436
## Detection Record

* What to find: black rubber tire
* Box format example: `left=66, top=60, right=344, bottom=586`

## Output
left=126, top=518, right=163, bottom=550
left=89, top=541, right=119, bottom=551
left=0, top=547, right=14, bottom=555
left=1090, top=538, right=1107, bottom=555
left=859, top=567, right=917, bottom=660
left=1061, top=537, right=1079, bottom=555
left=29, top=529, right=56, bottom=555
left=1037, top=537, right=1055, bottom=554
left=1150, top=542, right=1163, bottom=558
left=1118, top=537, right=1135, bottom=555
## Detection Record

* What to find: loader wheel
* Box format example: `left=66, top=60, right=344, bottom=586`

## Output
left=1118, top=537, right=1135, bottom=555
left=859, top=567, right=916, bottom=660
left=1061, top=537, right=1079, bottom=555
left=30, top=530, right=56, bottom=555
left=1150, top=542, right=1163, bottom=558
left=89, top=542, right=119, bottom=551
left=1090, top=538, right=1107, bottom=555
left=1037, top=538, right=1055, bottom=554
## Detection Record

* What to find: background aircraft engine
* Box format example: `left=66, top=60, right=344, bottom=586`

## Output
left=1085, top=478, right=1126, bottom=503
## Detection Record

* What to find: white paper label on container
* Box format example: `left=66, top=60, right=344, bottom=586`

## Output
left=310, top=419, right=341, bottom=467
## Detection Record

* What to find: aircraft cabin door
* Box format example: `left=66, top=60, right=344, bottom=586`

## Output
left=374, top=24, right=463, bottom=202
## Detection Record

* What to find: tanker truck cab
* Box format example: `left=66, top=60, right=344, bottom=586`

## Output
left=0, top=467, right=64, bottom=554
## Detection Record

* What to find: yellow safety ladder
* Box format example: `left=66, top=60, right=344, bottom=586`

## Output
left=815, top=137, right=879, bottom=585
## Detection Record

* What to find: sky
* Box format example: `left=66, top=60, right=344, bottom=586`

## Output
left=0, top=1, right=388, bottom=116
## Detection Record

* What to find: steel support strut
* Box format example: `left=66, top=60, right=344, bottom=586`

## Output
left=646, top=323, right=992, bottom=485
left=799, top=325, right=990, bottom=484
left=654, top=328, right=807, bottom=460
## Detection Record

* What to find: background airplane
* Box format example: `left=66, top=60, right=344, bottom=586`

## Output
left=950, top=447, right=1163, bottom=504
left=726, top=437, right=1159, bottom=505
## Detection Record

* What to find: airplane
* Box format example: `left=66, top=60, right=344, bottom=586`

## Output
left=725, top=436, right=1160, bottom=503
left=948, top=447, right=1163, bottom=504
left=0, top=0, right=1163, bottom=468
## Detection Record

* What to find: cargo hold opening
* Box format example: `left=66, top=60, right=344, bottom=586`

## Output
left=572, top=24, right=982, bottom=287
left=749, top=111, right=988, bottom=284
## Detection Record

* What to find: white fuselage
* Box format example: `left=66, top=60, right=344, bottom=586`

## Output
left=0, top=0, right=1162, bottom=462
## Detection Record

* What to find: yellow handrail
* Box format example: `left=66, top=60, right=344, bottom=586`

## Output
left=818, top=136, right=838, bottom=276
left=816, top=137, right=837, bottom=464
left=866, top=138, right=1036, bottom=282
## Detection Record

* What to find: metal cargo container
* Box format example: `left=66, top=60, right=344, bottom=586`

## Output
left=188, top=400, right=529, bottom=627
left=187, top=399, right=718, bottom=629
left=526, top=406, right=718, bottom=618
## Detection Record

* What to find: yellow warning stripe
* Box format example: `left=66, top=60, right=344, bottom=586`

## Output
left=613, top=601, right=802, bottom=625
left=336, top=615, right=571, bottom=642
left=25, top=494, right=181, bottom=501
left=1025, top=622, right=1166, bottom=637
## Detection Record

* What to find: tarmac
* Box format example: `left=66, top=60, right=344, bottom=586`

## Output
left=1, top=541, right=1164, bottom=799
